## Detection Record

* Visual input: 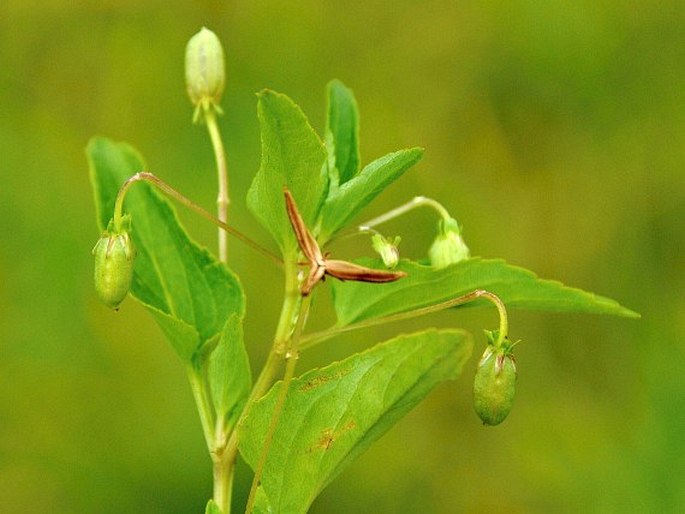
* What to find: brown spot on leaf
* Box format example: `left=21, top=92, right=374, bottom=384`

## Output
left=307, top=421, right=357, bottom=452
left=298, top=369, right=349, bottom=392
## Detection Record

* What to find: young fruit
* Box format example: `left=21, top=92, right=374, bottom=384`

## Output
left=429, top=217, right=470, bottom=268
left=92, top=217, right=136, bottom=310
left=473, top=345, right=517, bottom=426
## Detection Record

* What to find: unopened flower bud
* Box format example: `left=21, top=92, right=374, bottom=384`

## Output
left=473, top=343, right=517, bottom=426
left=92, top=217, right=136, bottom=310
left=429, top=217, right=470, bottom=269
left=371, top=234, right=401, bottom=269
left=185, top=27, right=225, bottom=122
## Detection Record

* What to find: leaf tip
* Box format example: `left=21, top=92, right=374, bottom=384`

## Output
left=410, top=146, right=425, bottom=158
left=327, top=77, right=347, bottom=89
left=620, top=307, right=641, bottom=319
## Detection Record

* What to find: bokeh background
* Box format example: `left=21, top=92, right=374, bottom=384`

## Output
left=1, top=1, right=683, bottom=512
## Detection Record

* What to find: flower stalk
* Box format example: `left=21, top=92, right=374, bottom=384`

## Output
left=299, top=289, right=509, bottom=351
left=112, top=172, right=279, bottom=265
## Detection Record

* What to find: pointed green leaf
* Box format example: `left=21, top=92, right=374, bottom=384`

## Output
left=87, top=137, right=245, bottom=362
left=247, top=90, right=328, bottom=254
left=331, top=258, right=640, bottom=326
left=147, top=306, right=200, bottom=362
left=238, top=329, right=473, bottom=513
left=208, top=313, right=252, bottom=431
left=319, top=148, right=423, bottom=241
left=325, top=79, right=360, bottom=186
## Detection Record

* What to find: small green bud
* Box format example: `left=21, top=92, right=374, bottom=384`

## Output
left=92, top=217, right=136, bottom=310
left=185, top=27, right=225, bottom=122
left=371, top=233, right=401, bottom=269
left=473, top=346, right=517, bottom=426
left=429, top=217, right=470, bottom=269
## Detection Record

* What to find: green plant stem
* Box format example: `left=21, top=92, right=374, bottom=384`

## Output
left=213, top=350, right=280, bottom=508
left=360, top=195, right=452, bottom=230
left=244, top=262, right=311, bottom=513
left=299, top=289, right=509, bottom=351
left=187, top=366, right=216, bottom=452
left=113, top=172, right=280, bottom=265
left=213, top=459, right=234, bottom=514
left=209, top=351, right=282, bottom=514
left=212, top=259, right=303, bottom=513
left=189, top=367, right=237, bottom=513
left=325, top=196, right=457, bottom=247
left=477, top=290, right=508, bottom=347
left=212, top=329, right=294, bottom=512
left=204, top=107, right=230, bottom=263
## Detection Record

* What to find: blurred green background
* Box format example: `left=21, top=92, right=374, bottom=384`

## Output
left=1, top=1, right=683, bottom=512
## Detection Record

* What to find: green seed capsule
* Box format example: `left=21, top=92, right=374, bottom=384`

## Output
left=473, top=347, right=517, bottom=426
left=92, top=220, right=136, bottom=310
left=429, top=217, right=470, bottom=269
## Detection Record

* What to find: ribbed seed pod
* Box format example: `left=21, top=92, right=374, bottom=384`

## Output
left=429, top=217, right=470, bottom=269
left=92, top=219, right=136, bottom=310
left=473, top=347, right=517, bottom=426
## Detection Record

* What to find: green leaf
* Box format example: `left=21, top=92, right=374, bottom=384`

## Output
left=208, top=313, right=252, bottom=431
left=204, top=499, right=222, bottom=514
left=147, top=306, right=200, bottom=362
left=325, top=79, right=360, bottom=186
left=87, top=137, right=245, bottom=362
left=319, top=147, right=423, bottom=241
left=331, top=258, right=640, bottom=326
left=253, top=488, right=274, bottom=514
left=247, top=90, right=328, bottom=255
left=238, top=329, right=473, bottom=513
